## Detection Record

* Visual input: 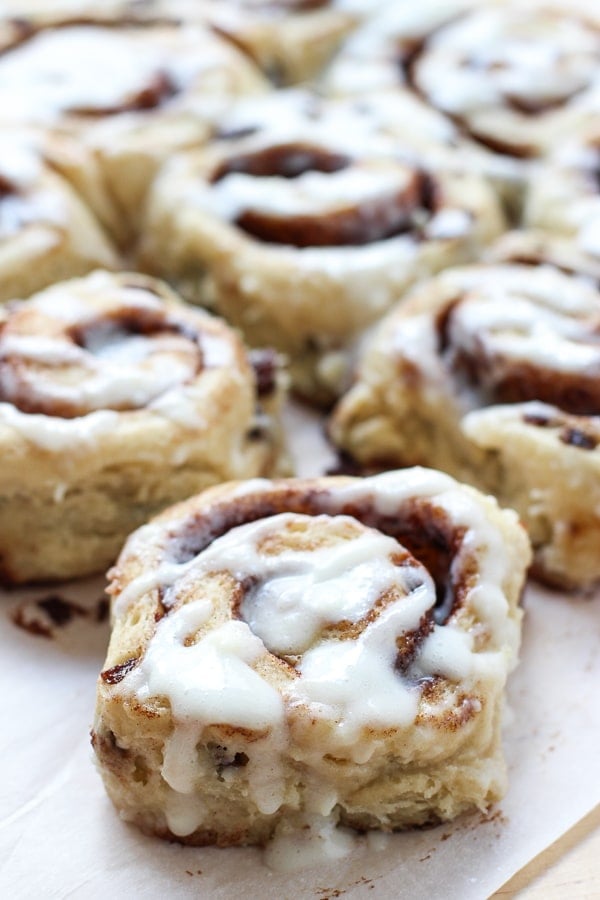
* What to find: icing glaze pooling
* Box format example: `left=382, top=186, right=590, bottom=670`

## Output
left=238, top=513, right=430, bottom=654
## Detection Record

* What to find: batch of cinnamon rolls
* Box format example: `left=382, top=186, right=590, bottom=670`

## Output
left=2, top=0, right=598, bottom=867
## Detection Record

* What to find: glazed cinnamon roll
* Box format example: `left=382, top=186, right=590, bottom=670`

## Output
left=139, top=98, right=505, bottom=404
left=409, top=0, right=600, bottom=160
left=525, top=123, right=600, bottom=262
left=0, top=20, right=268, bottom=244
left=325, top=0, right=600, bottom=161
left=0, top=270, right=287, bottom=584
left=331, top=263, right=600, bottom=588
left=0, top=130, right=118, bottom=302
left=92, top=469, right=530, bottom=851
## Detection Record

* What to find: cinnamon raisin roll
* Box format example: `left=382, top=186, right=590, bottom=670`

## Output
left=0, top=130, right=118, bottom=302
left=92, top=469, right=530, bottom=851
left=331, top=263, right=600, bottom=588
left=0, top=20, right=268, bottom=245
left=0, top=270, right=287, bottom=584
left=139, top=101, right=505, bottom=404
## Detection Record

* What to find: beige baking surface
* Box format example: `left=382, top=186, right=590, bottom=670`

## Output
left=0, top=401, right=599, bottom=899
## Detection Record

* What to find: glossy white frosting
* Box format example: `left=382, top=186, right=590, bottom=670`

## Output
left=0, top=24, right=255, bottom=127
left=414, top=5, right=600, bottom=119
left=0, top=272, right=236, bottom=448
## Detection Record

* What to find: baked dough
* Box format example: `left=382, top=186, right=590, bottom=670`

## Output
left=0, top=130, right=118, bottom=302
left=139, top=91, right=505, bottom=404
left=331, top=263, right=600, bottom=588
left=0, top=270, right=288, bottom=583
left=0, top=20, right=268, bottom=246
left=92, top=469, right=530, bottom=849
left=192, top=0, right=363, bottom=85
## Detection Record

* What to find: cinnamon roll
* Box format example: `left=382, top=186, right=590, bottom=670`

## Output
left=0, top=130, right=118, bottom=302
left=0, top=20, right=268, bottom=245
left=409, top=0, right=600, bottom=159
left=0, top=270, right=287, bottom=584
left=139, top=98, right=505, bottom=403
left=525, top=123, right=600, bottom=262
left=320, top=3, right=528, bottom=217
left=331, top=263, right=600, bottom=588
left=92, top=469, right=530, bottom=850
left=325, top=0, right=600, bottom=161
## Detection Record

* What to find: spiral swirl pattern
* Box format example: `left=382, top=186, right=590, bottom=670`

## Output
left=0, top=270, right=286, bottom=583
left=332, top=263, right=600, bottom=586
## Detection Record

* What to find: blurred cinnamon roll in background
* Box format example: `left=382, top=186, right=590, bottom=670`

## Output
left=139, top=91, right=505, bottom=404
left=93, top=469, right=529, bottom=852
left=0, top=17, right=268, bottom=245
left=325, top=0, right=600, bottom=160
left=0, top=130, right=118, bottom=302
left=525, top=123, right=600, bottom=264
left=0, top=270, right=287, bottom=583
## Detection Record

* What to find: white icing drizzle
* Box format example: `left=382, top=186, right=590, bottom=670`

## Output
left=238, top=513, right=429, bottom=655
left=0, top=272, right=236, bottom=447
left=323, top=0, right=476, bottom=95
left=264, top=813, right=358, bottom=873
left=287, top=590, right=428, bottom=757
left=192, top=163, right=417, bottom=222
left=414, top=5, right=600, bottom=119
left=125, top=601, right=287, bottom=816
left=444, top=267, right=600, bottom=376
left=0, top=24, right=248, bottom=127
left=0, top=133, right=68, bottom=240
left=0, top=404, right=120, bottom=452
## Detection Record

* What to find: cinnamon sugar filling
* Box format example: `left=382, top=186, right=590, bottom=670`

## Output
left=0, top=304, right=205, bottom=418
left=167, top=487, right=474, bottom=631
left=213, top=144, right=438, bottom=247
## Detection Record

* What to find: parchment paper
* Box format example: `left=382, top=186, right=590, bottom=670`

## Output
left=1, top=402, right=599, bottom=899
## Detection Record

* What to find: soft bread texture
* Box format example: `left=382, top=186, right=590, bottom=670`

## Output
left=93, top=470, right=530, bottom=847
left=0, top=271, right=288, bottom=583
left=332, top=262, right=600, bottom=588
